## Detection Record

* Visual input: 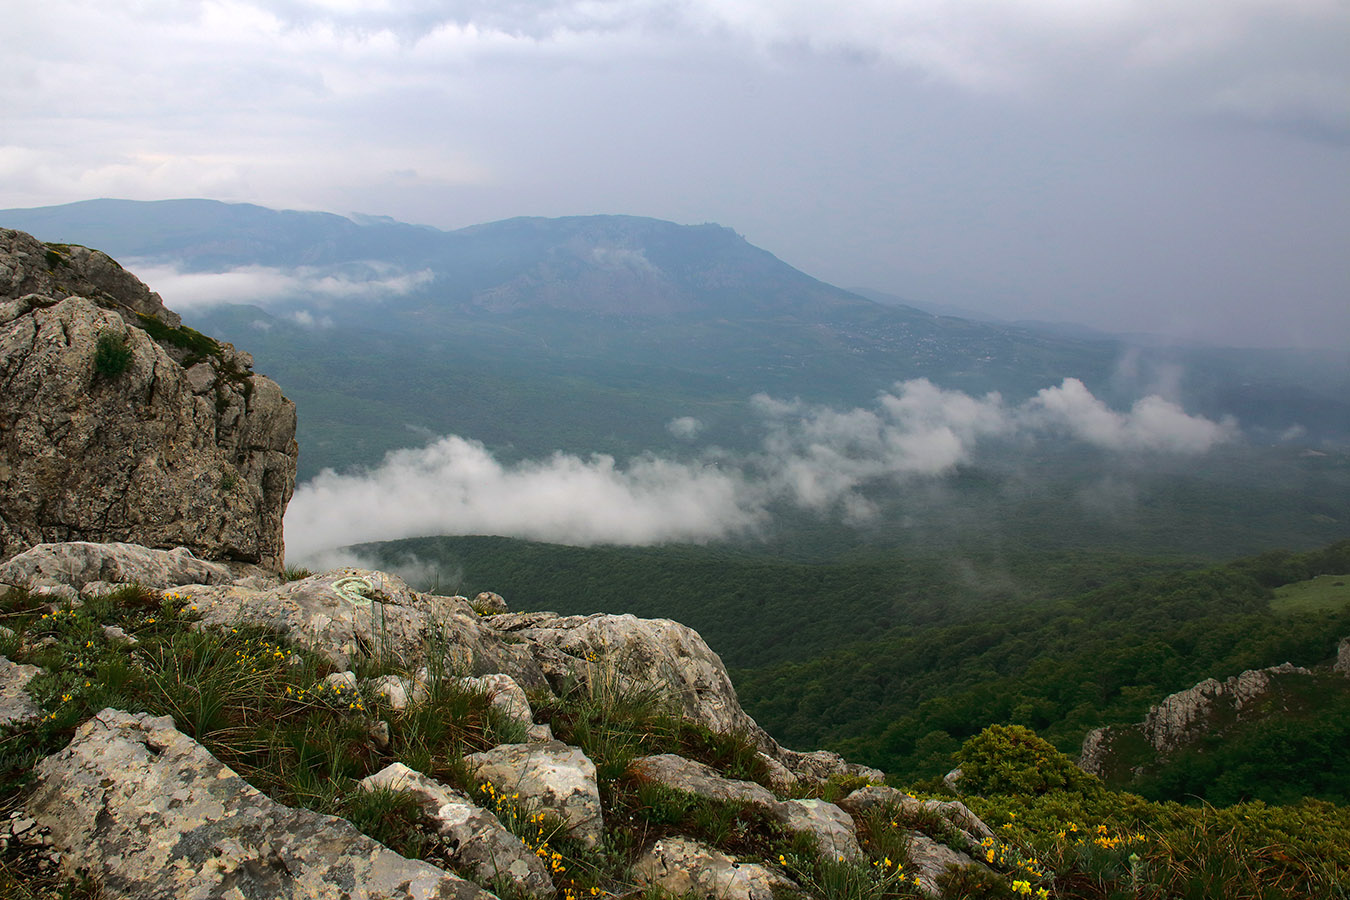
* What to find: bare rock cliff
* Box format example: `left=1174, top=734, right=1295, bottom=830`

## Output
left=0, top=228, right=297, bottom=571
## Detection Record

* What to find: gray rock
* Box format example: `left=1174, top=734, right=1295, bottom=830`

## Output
left=464, top=741, right=603, bottom=847
left=905, top=832, right=976, bottom=898
left=457, top=673, right=534, bottom=728
left=473, top=591, right=509, bottom=614
left=0, top=230, right=297, bottom=571
left=366, top=674, right=416, bottom=710
left=630, top=754, right=778, bottom=808
left=0, top=542, right=233, bottom=591
left=0, top=656, right=42, bottom=727
left=630, top=754, right=860, bottom=862
left=172, top=568, right=548, bottom=684
left=1336, top=637, right=1350, bottom=676
left=101, top=624, right=138, bottom=647
left=772, top=798, right=862, bottom=862
left=837, top=785, right=994, bottom=846
left=632, top=836, right=795, bottom=900
left=361, top=763, right=555, bottom=899
left=776, top=748, right=885, bottom=789
left=1142, top=662, right=1311, bottom=752
left=25, top=708, right=493, bottom=900
left=29, top=584, right=80, bottom=606
left=493, top=611, right=770, bottom=746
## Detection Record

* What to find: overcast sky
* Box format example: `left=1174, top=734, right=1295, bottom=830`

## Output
left=2, top=1, right=1347, bottom=347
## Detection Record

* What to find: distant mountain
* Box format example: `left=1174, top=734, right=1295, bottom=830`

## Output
left=4, top=199, right=1348, bottom=482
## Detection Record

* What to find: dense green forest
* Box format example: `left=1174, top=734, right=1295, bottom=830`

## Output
left=357, top=536, right=1350, bottom=805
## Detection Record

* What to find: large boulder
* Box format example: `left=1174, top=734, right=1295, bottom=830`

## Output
left=0, top=229, right=296, bottom=571
left=25, top=708, right=493, bottom=900
left=0, top=656, right=42, bottom=727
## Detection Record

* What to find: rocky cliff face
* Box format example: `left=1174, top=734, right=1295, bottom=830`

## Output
left=0, top=229, right=296, bottom=571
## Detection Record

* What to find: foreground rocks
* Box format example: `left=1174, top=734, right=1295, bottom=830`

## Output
left=2, top=541, right=1004, bottom=899
left=26, top=709, right=493, bottom=900
left=0, top=228, right=297, bottom=571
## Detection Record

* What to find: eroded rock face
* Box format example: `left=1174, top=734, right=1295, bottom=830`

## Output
left=0, top=542, right=233, bottom=590
left=905, top=832, right=976, bottom=899
left=0, top=230, right=297, bottom=571
left=464, top=741, right=604, bottom=847
left=361, top=763, right=556, bottom=899
left=25, top=708, right=492, bottom=900
left=632, top=837, right=794, bottom=900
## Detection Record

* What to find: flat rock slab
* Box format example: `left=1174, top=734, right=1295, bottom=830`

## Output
left=362, top=763, right=555, bottom=899
left=0, top=542, right=233, bottom=590
left=26, top=708, right=494, bottom=900
left=0, top=655, right=42, bottom=727
left=632, top=836, right=794, bottom=900
left=464, top=741, right=603, bottom=847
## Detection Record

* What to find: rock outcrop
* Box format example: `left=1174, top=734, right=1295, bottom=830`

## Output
left=0, top=228, right=296, bottom=571
left=1079, top=661, right=1324, bottom=780
left=26, top=708, right=493, bottom=900
left=3, top=542, right=998, bottom=899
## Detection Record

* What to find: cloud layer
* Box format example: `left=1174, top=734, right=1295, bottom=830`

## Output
left=285, top=378, right=1236, bottom=561
left=132, top=262, right=433, bottom=311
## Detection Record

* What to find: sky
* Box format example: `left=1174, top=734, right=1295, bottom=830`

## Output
left=2, top=0, right=1348, bottom=347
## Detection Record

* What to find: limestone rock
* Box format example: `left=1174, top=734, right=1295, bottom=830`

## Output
left=473, top=591, right=509, bottom=614
left=630, top=754, right=778, bottom=808
left=632, top=836, right=795, bottom=900
left=25, top=708, right=493, bottom=900
left=837, top=785, right=994, bottom=846
left=0, top=656, right=42, bottom=727
left=630, top=754, right=860, bottom=862
left=772, top=798, right=862, bottom=862
left=458, top=673, right=535, bottom=729
left=905, top=832, right=976, bottom=898
left=1336, top=637, right=1350, bottom=676
left=464, top=741, right=603, bottom=847
left=361, top=763, right=555, bottom=899
left=491, top=611, right=770, bottom=747
left=0, top=542, right=233, bottom=591
left=776, top=748, right=885, bottom=788
left=172, top=568, right=547, bottom=685
left=0, top=230, right=297, bottom=571
left=1144, top=662, right=1311, bottom=751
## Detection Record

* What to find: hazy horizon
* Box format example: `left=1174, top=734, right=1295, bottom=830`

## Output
left=3, top=2, right=1348, bottom=348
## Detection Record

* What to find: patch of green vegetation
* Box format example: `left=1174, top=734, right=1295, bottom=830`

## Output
left=955, top=725, right=1350, bottom=900
left=43, top=248, right=66, bottom=269
left=1272, top=573, right=1350, bottom=615
left=93, top=331, right=132, bottom=378
left=134, top=311, right=221, bottom=361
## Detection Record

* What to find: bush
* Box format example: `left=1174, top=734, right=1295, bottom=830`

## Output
left=93, top=331, right=133, bottom=378
left=954, top=725, right=1101, bottom=797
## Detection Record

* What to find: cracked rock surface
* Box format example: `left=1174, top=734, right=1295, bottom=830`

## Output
left=25, top=708, right=493, bottom=900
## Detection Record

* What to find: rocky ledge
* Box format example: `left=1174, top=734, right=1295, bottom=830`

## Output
left=0, top=540, right=994, bottom=900
left=0, top=229, right=297, bottom=571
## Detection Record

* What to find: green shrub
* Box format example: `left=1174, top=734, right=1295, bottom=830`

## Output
left=954, top=725, right=1102, bottom=797
left=93, top=331, right=133, bottom=378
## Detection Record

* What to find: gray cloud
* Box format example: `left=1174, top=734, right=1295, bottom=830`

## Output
left=285, top=378, right=1235, bottom=562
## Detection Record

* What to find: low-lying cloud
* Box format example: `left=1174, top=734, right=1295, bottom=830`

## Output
left=285, top=378, right=1237, bottom=563
left=130, top=261, right=433, bottom=311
